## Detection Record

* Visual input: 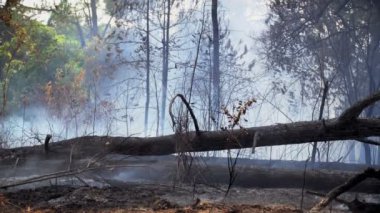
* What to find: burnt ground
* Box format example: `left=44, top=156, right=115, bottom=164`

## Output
left=1, top=181, right=379, bottom=213
left=0, top=156, right=379, bottom=212
left=0, top=184, right=304, bottom=213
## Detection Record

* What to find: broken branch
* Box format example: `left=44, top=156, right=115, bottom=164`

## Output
left=310, top=168, right=380, bottom=212
left=338, top=90, right=380, bottom=123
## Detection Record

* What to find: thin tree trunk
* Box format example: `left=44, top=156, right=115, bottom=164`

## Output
left=154, top=73, right=160, bottom=136
left=92, top=77, right=97, bottom=136
left=144, top=0, right=151, bottom=137
left=74, top=18, right=86, bottom=47
left=90, top=0, right=98, bottom=37
left=188, top=1, right=206, bottom=103
left=311, top=81, right=329, bottom=164
left=125, top=81, right=130, bottom=136
left=211, top=0, right=220, bottom=130
left=160, top=0, right=170, bottom=135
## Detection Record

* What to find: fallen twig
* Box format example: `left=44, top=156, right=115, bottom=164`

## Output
left=0, top=164, right=146, bottom=189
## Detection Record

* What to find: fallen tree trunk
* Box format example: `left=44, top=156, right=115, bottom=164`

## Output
left=1, top=91, right=380, bottom=161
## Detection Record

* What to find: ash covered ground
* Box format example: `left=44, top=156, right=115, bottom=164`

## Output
left=0, top=156, right=379, bottom=212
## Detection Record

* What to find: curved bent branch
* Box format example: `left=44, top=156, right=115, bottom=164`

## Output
left=339, top=90, right=380, bottom=123
left=168, top=94, right=200, bottom=135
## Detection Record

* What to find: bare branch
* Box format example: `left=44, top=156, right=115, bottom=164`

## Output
left=339, top=90, right=380, bottom=123
left=18, top=4, right=56, bottom=12
left=169, top=94, right=200, bottom=135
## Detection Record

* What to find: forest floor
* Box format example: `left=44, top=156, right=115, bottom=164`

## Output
left=1, top=180, right=377, bottom=212
left=0, top=156, right=379, bottom=212
left=0, top=183, right=306, bottom=213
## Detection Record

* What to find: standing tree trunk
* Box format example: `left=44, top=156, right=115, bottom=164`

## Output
left=74, top=18, right=86, bottom=47
left=211, top=0, right=220, bottom=129
left=144, top=0, right=151, bottom=136
left=311, top=46, right=329, bottom=164
left=160, top=0, right=170, bottom=135
left=311, top=80, right=329, bottom=164
left=90, top=0, right=98, bottom=37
